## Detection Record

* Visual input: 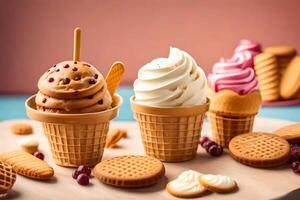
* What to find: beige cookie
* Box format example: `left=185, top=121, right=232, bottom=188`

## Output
left=20, top=137, right=39, bottom=154
left=166, top=170, right=207, bottom=198
left=11, top=123, right=33, bottom=135
left=274, top=124, right=300, bottom=143
left=264, top=46, right=297, bottom=57
left=0, top=151, right=54, bottom=180
left=199, top=174, right=238, bottom=193
left=38, top=61, right=104, bottom=99
left=280, top=56, right=300, bottom=99
left=93, top=155, right=165, bottom=188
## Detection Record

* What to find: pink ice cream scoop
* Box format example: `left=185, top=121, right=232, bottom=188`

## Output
left=208, top=51, right=259, bottom=95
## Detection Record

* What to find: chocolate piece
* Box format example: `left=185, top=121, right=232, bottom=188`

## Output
left=89, top=79, right=96, bottom=84
left=63, top=64, right=70, bottom=68
left=74, top=61, right=77, bottom=64
left=72, top=67, right=78, bottom=71
left=56, top=69, right=60, bottom=72
left=94, top=74, right=98, bottom=79
left=63, top=78, right=71, bottom=84
left=74, top=76, right=81, bottom=81
left=42, top=98, right=47, bottom=103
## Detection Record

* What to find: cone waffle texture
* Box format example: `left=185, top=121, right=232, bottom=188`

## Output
left=131, top=97, right=209, bottom=162
left=93, top=155, right=165, bottom=188
left=207, top=112, right=255, bottom=147
left=105, top=62, right=125, bottom=96
left=0, top=151, right=54, bottom=180
left=0, top=161, right=16, bottom=196
left=207, top=89, right=261, bottom=147
left=43, top=122, right=109, bottom=167
left=229, top=133, right=290, bottom=168
left=254, top=53, right=280, bottom=101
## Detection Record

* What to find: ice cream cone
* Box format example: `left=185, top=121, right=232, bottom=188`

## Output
left=207, top=88, right=261, bottom=147
left=131, top=96, right=209, bottom=162
left=25, top=94, right=122, bottom=167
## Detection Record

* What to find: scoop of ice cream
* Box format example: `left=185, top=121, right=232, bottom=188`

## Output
left=208, top=51, right=259, bottom=95
left=234, top=39, right=262, bottom=55
left=36, top=60, right=112, bottom=113
left=133, top=47, right=207, bottom=107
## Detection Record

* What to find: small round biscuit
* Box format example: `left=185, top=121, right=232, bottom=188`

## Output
left=11, top=123, right=33, bottom=135
left=20, top=137, right=39, bottom=154
left=274, top=123, right=300, bottom=143
left=199, top=174, right=238, bottom=193
left=166, top=170, right=207, bottom=198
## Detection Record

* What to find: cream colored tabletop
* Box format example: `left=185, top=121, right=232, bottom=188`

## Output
left=0, top=118, right=298, bottom=200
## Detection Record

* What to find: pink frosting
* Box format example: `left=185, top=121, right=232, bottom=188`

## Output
left=234, top=39, right=262, bottom=55
left=208, top=39, right=261, bottom=95
left=208, top=51, right=259, bottom=95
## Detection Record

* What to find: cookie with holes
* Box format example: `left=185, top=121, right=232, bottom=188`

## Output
left=38, top=61, right=104, bottom=99
left=229, top=132, right=290, bottom=168
left=93, top=155, right=165, bottom=188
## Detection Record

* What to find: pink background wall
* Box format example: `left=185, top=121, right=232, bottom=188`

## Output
left=1, top=0, right=300, bottom=94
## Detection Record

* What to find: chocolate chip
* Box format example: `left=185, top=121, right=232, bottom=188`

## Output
left=86, top=95, right=93, bottom=99
left=63, top=77, right=71, bottom=84
left=89, top=79, right=96, bottom=84
left=74, top=76, right=81, bottom=81
left=94, top=74, right=98, bottom=79
left=84, top=64, right=91, bottom=67
left=63, top=64, right=70, bottom=68
left=98, top=99, right=103, bottom=104
left=42, top=98, right=47, bottom=103
left=53, top=65, right=56, bottom=68
left=47, top=69, right=50, bottom=72
left=56, top=69, right=60, bottom=72
left=74, top=61, right=77, bottom=64
left=48, top=77, right=54, bottom=82
left=72, top=67, right=78, bottom=71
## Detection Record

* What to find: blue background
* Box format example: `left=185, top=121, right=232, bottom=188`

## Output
left=0, top=86, right=299, bottom=122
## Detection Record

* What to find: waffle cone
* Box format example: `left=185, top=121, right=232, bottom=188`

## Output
left=130, top=96, right=209, bottom=162
left=25, top=94, right=122, bottom=167
left=207, top=111, right=255, bottom=147
left=0, top=161, right=16, bottom=197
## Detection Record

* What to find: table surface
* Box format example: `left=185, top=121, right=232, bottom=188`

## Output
left=0, top=118, right=299, bottom=200
left=0, top=86, right=300, bottom=122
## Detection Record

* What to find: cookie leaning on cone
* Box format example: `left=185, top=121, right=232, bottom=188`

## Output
left=206, top=40, right=262, bottom=147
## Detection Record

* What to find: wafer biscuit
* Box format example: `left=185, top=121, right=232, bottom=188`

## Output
left=105, top=62, right=125, bottom=96
left=93, top=155, right=165, bottom=188
left=229, top=133, right=290, bottom=168
left=0, top=161, right=16, bottom=197
left=0, top=151, right=54, bottom=180
left=105, top=128, right=127, bottom=148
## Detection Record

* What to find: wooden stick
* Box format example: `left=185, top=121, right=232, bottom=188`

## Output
left=73, top=27, right=81, bottom=61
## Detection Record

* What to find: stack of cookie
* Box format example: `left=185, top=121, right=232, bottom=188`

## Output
left=254, top=46, right=299, bottom=102
left=254, top=53, right=280, bottom=101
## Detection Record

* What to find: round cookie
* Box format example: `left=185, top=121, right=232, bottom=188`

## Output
left=11, top=123, right=33, bottom=135
left=229, top=132, right=290, bottom=168
left=166, top=170, right=207, bottom=198
left=280, top=56, right=300, bottom=99
left=199, top=174, right=238, bottom=193
left=264, top=46, right=297, bottom=57
left=274, top=124, right=300, bottom=143
left=38, top=61, right=104, bottom=99
left=93, top=155, right=165, bottom=188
